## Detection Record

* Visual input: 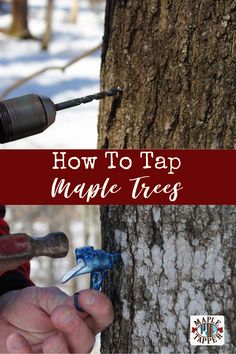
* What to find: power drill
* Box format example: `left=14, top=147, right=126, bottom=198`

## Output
left=0, top=88, right=122, bottom=143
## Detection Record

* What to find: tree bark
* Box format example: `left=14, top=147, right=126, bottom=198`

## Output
left=9, top=0, right=31, bottom=39
left=98, top=1, right=236, bottom=353
left=98, top=0, right=235, bottom=150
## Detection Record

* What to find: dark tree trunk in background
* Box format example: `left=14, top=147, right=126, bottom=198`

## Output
left=9, top=0, right=31, bottom=39
left=98, top=1, right=236, bottom=353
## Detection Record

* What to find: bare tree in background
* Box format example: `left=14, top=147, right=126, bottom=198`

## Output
left=98, top=0, right=236, bottom=353
left=89, top=0, right=105, bottom=8
left=70, top=0, right=78, bottom=24
left=8, top=0, right=32, bottom=39
left=41, top=0, right=53, bottom=50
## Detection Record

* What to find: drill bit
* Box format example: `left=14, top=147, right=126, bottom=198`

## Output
left=55, top=87, right=123, bottom=111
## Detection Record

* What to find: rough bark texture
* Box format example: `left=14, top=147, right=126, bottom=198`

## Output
left=98, top=0, right=236, bottom=353
left=101, top=206, right=236, bottom=353
left=98, top=0, right=235, bottom=150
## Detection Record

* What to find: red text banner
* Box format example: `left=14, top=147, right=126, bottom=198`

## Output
left=0, top=150, right=235, bottom=204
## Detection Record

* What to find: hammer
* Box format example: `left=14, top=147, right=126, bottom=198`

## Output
left=0, top=232, right=69, bottom=274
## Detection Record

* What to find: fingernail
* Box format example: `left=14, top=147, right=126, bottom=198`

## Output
left=59, top=307, right=73, bottom=324
left=85, top=291, right=96, bottom=306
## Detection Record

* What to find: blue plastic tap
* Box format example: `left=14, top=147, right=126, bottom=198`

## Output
left=61, top=246, right=122, bottom=291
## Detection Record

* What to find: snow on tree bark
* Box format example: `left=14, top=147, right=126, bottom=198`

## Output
left=100, top=206, right=236, bottom=353
left=98, top=0, right=236, bottom=353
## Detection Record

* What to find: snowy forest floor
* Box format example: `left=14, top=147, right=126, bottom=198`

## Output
left=0, top=0, right=105, bottom=148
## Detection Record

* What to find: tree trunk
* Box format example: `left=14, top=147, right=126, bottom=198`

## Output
left=41, top=0, right=53, bottom=51
left=98, top=0, right=235, bottom=150
left=9, top=0, right=31, bottom=39
left=70, top=0, right=78, bottom=24
left=98, top=1, right=236, bottom=353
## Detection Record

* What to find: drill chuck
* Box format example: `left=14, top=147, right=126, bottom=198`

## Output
left=0, top=94, right=56, bottom=143
left=0, top=88, right=122, bottom=144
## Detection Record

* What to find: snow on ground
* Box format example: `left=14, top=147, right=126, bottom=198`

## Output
left=0, top=0, right=105, bottom=149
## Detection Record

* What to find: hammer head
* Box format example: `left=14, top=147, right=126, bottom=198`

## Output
left=0, top=232, right=69, bottom=275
